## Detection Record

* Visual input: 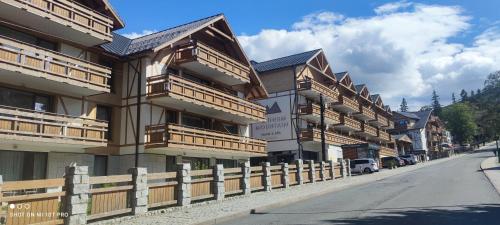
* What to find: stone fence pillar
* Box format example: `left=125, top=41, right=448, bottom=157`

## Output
left=177, top=163, right=191, bottom=206
left=213, top=164, right=224, bottom=201
left=320, top=161, right=326, bottom=181
left=341, top=160, right=347, bottom=178
left=280, top=163, right=289, bottom=188
left=241, top=161, right=251, bottom=195
left=346, top=160, right=352, bottom=177
left=308, top=160, right=316, bottom=183
left=64, top=165, right=89, bottom=225
left=295, top=159, right=304, bottom=185
left=262, top=162, right=272, bottom=192
left=328, top=160, right=335, bottom=180
left=129, top=167, right=148, bottom=215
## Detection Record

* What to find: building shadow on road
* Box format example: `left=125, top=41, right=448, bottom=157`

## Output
left=320, top=204, right=500, bottom=225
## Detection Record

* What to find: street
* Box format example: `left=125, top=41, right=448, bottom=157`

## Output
left=219, top=151, right=500, bottom=225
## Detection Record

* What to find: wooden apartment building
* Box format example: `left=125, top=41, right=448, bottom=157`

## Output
left=250, top=49, right=397, bottom=164
left=0, top=0, right=267, bottom=181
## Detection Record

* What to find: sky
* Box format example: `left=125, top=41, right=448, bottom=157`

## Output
left=110, top=0, right=500, bottom=111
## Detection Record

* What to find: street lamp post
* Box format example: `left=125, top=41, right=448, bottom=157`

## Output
left=496, top=136, right=499, bottom=163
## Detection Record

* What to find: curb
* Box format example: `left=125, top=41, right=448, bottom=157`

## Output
left=196, top=155, right=465, bottom=225
left=480, top=157, right=500, bottom=196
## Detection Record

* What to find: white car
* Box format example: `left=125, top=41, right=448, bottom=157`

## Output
left=350, top=158, right=379, bottom=174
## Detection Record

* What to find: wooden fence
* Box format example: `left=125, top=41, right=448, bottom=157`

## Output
left=191, top=169, right=214, bottom=201
left=250, top=166, right=264, bottom=191
left=147, top=172, right=178, bottom=208
left=224, top=168, right=243, bottom=195
left=87, top=175, right=133, bottom=221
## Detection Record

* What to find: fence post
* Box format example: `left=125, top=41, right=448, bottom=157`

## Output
left=320, top=161, right=326, bottom=181
left=308, top=160, right=316, bottom=183
left=262, top=162, right=272, bottom=192
left=241, top=161, right=251, bottom=195
left=129, top=167, right=148, bottom=215
left=213, top=164, right=225, bottom=201
left=347, top=159, right=352, bottom=177
left=340, top=160, right=347, bottom=178
left=328, top=160, right=335, bottom=180
left=295, top=159, right=304, bottom=185
left=64, top=165, right=89, bottom=225
left=280, top=163, right=289, bottom=188
left=177, top=163, right=191, bottom=206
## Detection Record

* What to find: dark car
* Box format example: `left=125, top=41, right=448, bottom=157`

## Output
left=381, top=156, right=405, bottom=168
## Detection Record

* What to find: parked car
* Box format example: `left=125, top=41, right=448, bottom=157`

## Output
left=350, top=158, right=379, bottom=174
left=400, top=154, right=418, bottom=165
left=381, top=156, right=405, bottom=168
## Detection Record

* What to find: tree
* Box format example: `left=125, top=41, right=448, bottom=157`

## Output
left=431, top=90, right=442, bottom=116
left=460, top=89, right=468, bottom=101
left=452, top=93, right=456, bottom=103
left=470, top=90, right=475, bottom=97
left=484, top=71, right=500, bottom=90
left=476, top=88, right=481, bottom=96
left=400, top=98, right=408, bottom=112
left=441, top=103, right=477, bottom=144
left=420, top=105, right=433, bottom=111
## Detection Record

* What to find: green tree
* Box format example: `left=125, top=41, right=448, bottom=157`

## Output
left=476, top=88, right=481, bottom=95
left=470, top=90, right=475, bottom=97
left=452, top=93, right=456, bottom=103
left=420, top=105, right=433, bottom=111
left=400, top=98, right=408, bottom=112
left=460, top=89, right=468, bottom=102
left=484, top=71, right=500, bottom=90
left=441, top=103, right=477, bottom=144
left=431, top=90, right=442, bottom=116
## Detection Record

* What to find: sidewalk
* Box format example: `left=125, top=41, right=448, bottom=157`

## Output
left=91, top=154, right=465, bottom=225
left=480, top=156, right=500, bottom=195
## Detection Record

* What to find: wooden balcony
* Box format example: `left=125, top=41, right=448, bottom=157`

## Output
left=432, top=135, right=440, bottom=142
left=0, top=105, right=107, bottom=148
left=331, top=95, right=359, bottom=114
left=369, top=114, right=389, bottom=127
left=353, top=105, right=376, bottom=121
left=385, top=120, right=395, bottom=129
left=145, top=124, right=266, bottom=157
left=300, top=128, right=361, bottom=146
left=299, top=103, right=340, bottom=125
left=375, top=129, right=391, bottom=142
left=333, top=114, right=361, bottom=132
left=379, top=146, right=397, bottom=157
left=297, top=79, right=338, bottom=103
left=357, top=123, right=377, bottom=138
left=147, top=75, right=265, bottom=124
left=0, top=0, right=114, bottom=46
left=0, top=35, right=111, bottom=96
left=175, top=41, right=251, bottom=86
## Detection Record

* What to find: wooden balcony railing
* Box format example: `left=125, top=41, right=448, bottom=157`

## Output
left=339, top=114, right=361, bottom=131
left=385, top=120, right=395, bottom=129
left=297, top=79, right=339, bottom=101
left=145, top=124, right=266, bottom=154
left=147, top=74, right=265, bottom=122
left=299, top=103, right=340, bottom=124
left=377, top=129, right=391, bottom=142
left=0, top=105, right=108, bottom=145
left=175, top=41, right=251, bottom=83
left=358, top=106, right=376, bottom=120
left=6, top=0, right=113, bottom=40
left=340, top=95, right=359, bottom=112
left=372, top=114, right=388, bottom=126
left=361, top=123, right=377, bottom=137
left=300, top=128, right=362, bottom=145
left=379, top=146, right=397, bottom=156
left=0, top=35, right=111, bottom=92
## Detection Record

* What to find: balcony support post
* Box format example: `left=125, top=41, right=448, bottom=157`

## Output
left=320, top=94, right=327, bottom=161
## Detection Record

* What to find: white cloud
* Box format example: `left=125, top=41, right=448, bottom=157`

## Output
left=122, top=29, right=157, bottom=39
left=238, top=2, right=500, bottom=111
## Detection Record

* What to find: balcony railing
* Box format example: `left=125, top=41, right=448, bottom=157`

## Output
left=354, top=105, right=375, bottom=121
left=3, top=0, right=113, bottom=41
left=379, top=146, right=397, bottom=157
left=377, top=129, right=391, bottom=142
left=300, top=128, right=361, bottom=145
left=297, top=79, right=338, bottom=103
left=331, top=95, right=359, bottom=113
left=0, top=105, right=108, bottom=146
left=335, top=114, right=361, bottom=131
left=361, top=123, right=377, bottom=137
left=147, top=74, right=265, bottom=123
left=145, top=124, right=266, bottom=154
left=385, top=120, right=395, bottom=129
left=370, top=114, right=388, bottom=127
left=299, top=103, right=340, bottom=125
left=0, top=35, right=111, bottom=93
left=175, top=41, right=251, bottom=85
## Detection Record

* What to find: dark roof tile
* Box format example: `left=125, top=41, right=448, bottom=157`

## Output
left=252, top=49, right=321, bottom=73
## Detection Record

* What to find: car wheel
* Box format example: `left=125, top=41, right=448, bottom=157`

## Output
left=364, top=168, right=371, bottom=173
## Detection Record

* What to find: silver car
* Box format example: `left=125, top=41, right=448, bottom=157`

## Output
left=350, top=158, right=379, bottom=174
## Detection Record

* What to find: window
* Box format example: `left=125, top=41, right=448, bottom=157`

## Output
left=166, top=110, right=177, bottom=124
left=216, top=159, right=238, bottom=168
left=183, top=157, right=210, bottom=170
left=182, top=114, right=210, bottom=129
left=0, top=25, right=57, bottom=51
left=93, top=156, right=108, bottom=176
left=96, top=105, right=112, bottom=140
left=0, top=87, right=52, bottom=112
left=0, top=151, right=47, bottom=181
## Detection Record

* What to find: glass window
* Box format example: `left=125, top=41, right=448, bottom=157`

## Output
left=183, top=157, right=210, bottom=170
left=216, top=159, right=238, bottom=168
left=93, top=156, right=108, bottom=176
left=96, top=105, right=112, bottom=140
left=0, top=151, right=47, bottom=181
left=0, top=87, right=51, bottom=112
left=166, top=110, right=177, bottom=123
left=182, top=114, right=209, bottom=129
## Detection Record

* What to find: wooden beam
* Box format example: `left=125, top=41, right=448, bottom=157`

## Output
left=208, top=25, right=234, bottom=42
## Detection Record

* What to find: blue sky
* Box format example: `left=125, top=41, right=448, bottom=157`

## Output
left=110, top=0, right=500, bottom=110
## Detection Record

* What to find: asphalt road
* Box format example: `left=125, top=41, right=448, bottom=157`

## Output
left=219, top=151, right=500, bottom=225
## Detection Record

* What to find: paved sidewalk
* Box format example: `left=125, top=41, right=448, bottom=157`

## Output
left=481, top=156, right=500, bottom=195
left=92, top=154, right=465, bottom=225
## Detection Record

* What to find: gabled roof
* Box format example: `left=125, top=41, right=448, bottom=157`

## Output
left=252, top=49, right=322, bottom=73
left=335, top=71, right=348, bottom=81
left=394, top=110, right=433, bottom=129
left=370, top=94, right=380, bottom=102
left=397, top=111, right=420, bottom=120
left=101, top=14, right=222, bottom=56
left=354, top=84, right=366, bottom=93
